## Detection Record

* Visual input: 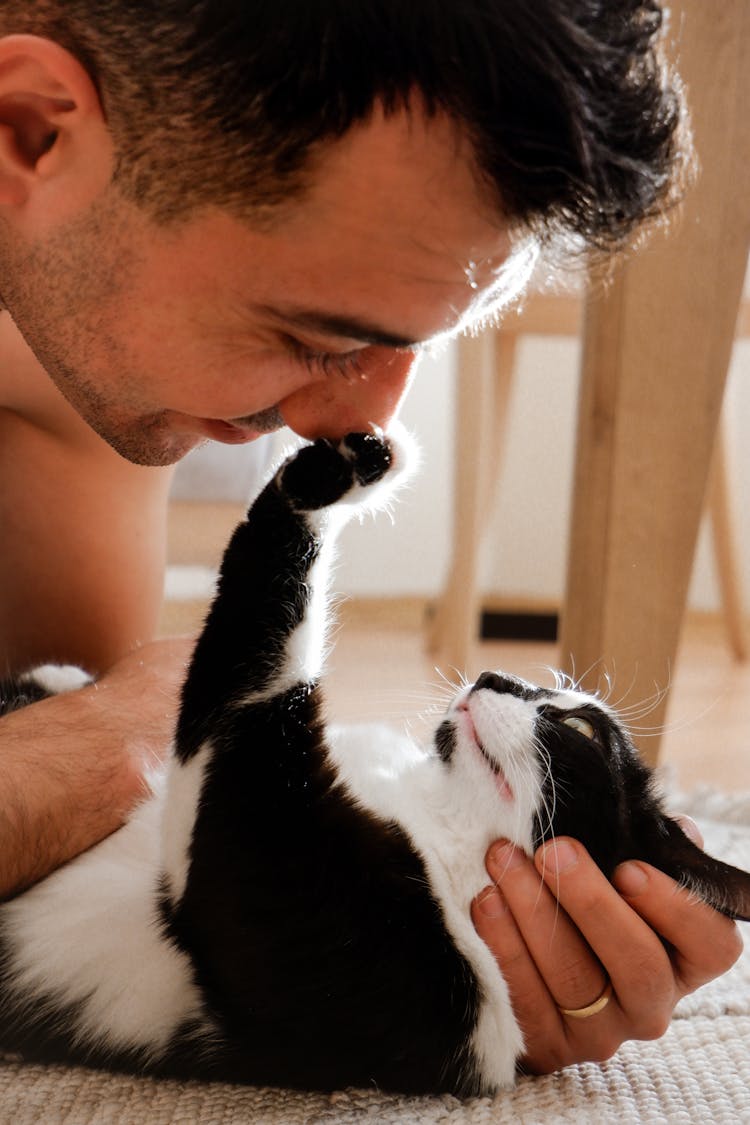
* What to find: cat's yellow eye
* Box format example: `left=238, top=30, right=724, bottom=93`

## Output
left=561, top=714, right=597, bottom=741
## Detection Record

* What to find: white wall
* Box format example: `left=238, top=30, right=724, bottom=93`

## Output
left=333, top=345, right=456, bottom=596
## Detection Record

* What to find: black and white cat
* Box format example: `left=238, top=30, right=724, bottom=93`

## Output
left=1, top=427, right=749, bottom=1096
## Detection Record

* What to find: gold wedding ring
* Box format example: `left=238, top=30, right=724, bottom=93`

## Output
left=558, top=980, right=614, bottom=1020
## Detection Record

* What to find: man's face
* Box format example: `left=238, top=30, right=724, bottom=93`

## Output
left=3, top=106, right=521, bottom=465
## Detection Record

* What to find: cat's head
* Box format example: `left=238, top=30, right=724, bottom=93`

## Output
left=434, top=670, right=750, bottom=921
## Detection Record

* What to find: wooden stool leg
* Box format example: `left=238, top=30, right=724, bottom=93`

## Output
left=428, top=330, right=516, bottom=674
left=709, top=416, right=748, bottom=661
left=559, top=0, right=750, bottom=766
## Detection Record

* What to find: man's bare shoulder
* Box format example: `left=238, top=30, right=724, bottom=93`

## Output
left=0, top=311, right=175, bottom=674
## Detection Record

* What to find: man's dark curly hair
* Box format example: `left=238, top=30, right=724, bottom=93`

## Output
left=0, top=0, right=687, bottom=250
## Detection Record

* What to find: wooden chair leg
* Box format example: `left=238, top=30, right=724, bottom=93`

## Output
left=428, top=330, right=517, bottom=674
left=709, top=415, right=748, bottom=661
left=558, top=0, right=750, bottom=766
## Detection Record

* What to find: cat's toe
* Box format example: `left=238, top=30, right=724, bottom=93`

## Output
left=277, top=423, right=417, bottom=513
left=278, top=440, right=355, bottom=510
left=340, top=430, right=393, bottom=486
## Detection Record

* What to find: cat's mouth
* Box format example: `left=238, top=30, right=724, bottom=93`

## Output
left=456, top=701, right=514, bottom=802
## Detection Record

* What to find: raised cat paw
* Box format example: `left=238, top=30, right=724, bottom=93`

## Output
left=278, top=425, right=415, bottom=512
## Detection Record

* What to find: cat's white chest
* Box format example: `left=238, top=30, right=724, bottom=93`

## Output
left=326, top=722, right=527, bottom=1089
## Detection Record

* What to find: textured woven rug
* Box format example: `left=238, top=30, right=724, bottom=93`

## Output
left=2, top=786, right=748, bottom=1125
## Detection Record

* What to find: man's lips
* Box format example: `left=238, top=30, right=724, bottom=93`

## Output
left=201, top=419, right=261, bottom=444
left=199, top=406, right=285, bottom=445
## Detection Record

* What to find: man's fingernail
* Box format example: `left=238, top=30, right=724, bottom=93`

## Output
left=488, top=841, right=524, bottom=875
left=614, top=861, right=649, bottom=897
left=476, top=887, right=508, bottom=917
left=540, top=839, right=579, bottom=874
left=674, top=814, right=703, bottom=848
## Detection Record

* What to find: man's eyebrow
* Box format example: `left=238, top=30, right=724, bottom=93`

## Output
left=255, top=304, right=421, bottom=349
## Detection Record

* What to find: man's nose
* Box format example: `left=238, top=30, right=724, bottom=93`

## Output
left=279, top=348, right=418, bottom=440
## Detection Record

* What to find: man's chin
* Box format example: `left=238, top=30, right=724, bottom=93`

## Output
left=84, top=406, right=284, bottom=467
left=114, top=435, right=208, bottom=468
left=88, top=418, right=207, bottom=467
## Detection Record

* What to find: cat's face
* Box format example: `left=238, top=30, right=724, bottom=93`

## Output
left=434, top=670, right=750, bottom=920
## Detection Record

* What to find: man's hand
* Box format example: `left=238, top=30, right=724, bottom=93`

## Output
left=0, top=636, right=193, bottom=899
left=90, top=635, right=195, bottom=802
left=471, top=829, right=744, bottom=1074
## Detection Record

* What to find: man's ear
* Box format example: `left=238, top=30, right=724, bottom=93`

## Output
left=0, top=34, right=113, bottom=221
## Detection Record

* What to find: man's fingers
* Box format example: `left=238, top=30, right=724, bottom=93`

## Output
left=612, top=859, right=744, bottom=993
left=473, top=835, right=746, bottom=1077
left=532, top=839, right=685, bottom=1044
left=672, top=814, right=704, bottom=848
left=470, top=884, right=569, bottom=1071
left=487, top=841, right=609, bottom=1014
left=474, top=843, right=628, bottom=1073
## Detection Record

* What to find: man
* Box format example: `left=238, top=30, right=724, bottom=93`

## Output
left=0, top=1, right=741, bottom=1078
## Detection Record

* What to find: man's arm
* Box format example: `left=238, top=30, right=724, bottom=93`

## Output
left=0, top=636, right=192, bottom=899
left=472, top=834, right=744, bottom=1073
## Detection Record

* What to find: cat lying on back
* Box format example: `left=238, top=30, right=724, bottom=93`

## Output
left=0, top=426, right=748, bottom=1096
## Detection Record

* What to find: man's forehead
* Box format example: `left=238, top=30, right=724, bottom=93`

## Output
left=275, top=105, right=507, bottom=248
left=244, top=230, right=536, bottom=349
left=177, top=103, right=532, bottom=345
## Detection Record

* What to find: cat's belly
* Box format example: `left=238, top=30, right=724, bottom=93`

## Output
left=0, top=774, right=209, bottom=1061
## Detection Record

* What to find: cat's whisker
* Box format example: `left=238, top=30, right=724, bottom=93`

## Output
left=628, top=691, right=725, bottom=739
left=594, top=668, right=615, bottom=707
left=614, top=687, right=669, bottom=715
left=605, top=660, right=669, bottom=714
left=613, top=668, right=672, bottom=708
left=613, top=690, right=671, bottom=726
left=420, top=683, right=459, bottom=696
left=352, top=687, right=453, bottom=708
left=433, top=666, right=470, bottom=694
left=564, top=653, right=607, bottom=696
left=533, top=742, right=558, bottom=856
left=528, top=664, right=567, bottom=692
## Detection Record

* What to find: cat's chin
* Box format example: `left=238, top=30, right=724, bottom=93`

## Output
left=454, top=700, right=515, bottom=803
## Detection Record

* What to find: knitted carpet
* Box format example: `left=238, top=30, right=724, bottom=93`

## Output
left=2, top=786, right=748, bottom=1125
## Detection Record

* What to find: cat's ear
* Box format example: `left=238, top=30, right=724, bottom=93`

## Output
left=639, top=816, right=750, bottom=922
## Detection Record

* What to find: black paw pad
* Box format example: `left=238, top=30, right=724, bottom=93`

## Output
left=343, top=432, right=393, bottom=486
left=279, top=440, right=354, bottom=510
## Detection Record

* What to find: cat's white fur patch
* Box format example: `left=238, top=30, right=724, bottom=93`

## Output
left=20, top=664, right=92, bottom=694
left=161, top=742, right=214, bottom=904
left=1, top=777, right=209, bottom=1058
left=326, top=684, right=568, bottom=1089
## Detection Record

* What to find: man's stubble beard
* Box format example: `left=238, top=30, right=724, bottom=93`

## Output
left=0, top=192, right=198, bottom=467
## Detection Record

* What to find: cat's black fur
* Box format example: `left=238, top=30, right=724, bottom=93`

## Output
left=0, top=429, right=748, bottom=1095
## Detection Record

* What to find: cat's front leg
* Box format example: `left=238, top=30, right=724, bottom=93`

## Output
left=175, top=427, right=411, bottom=755
left=161, top=426, right=414, bottom=906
